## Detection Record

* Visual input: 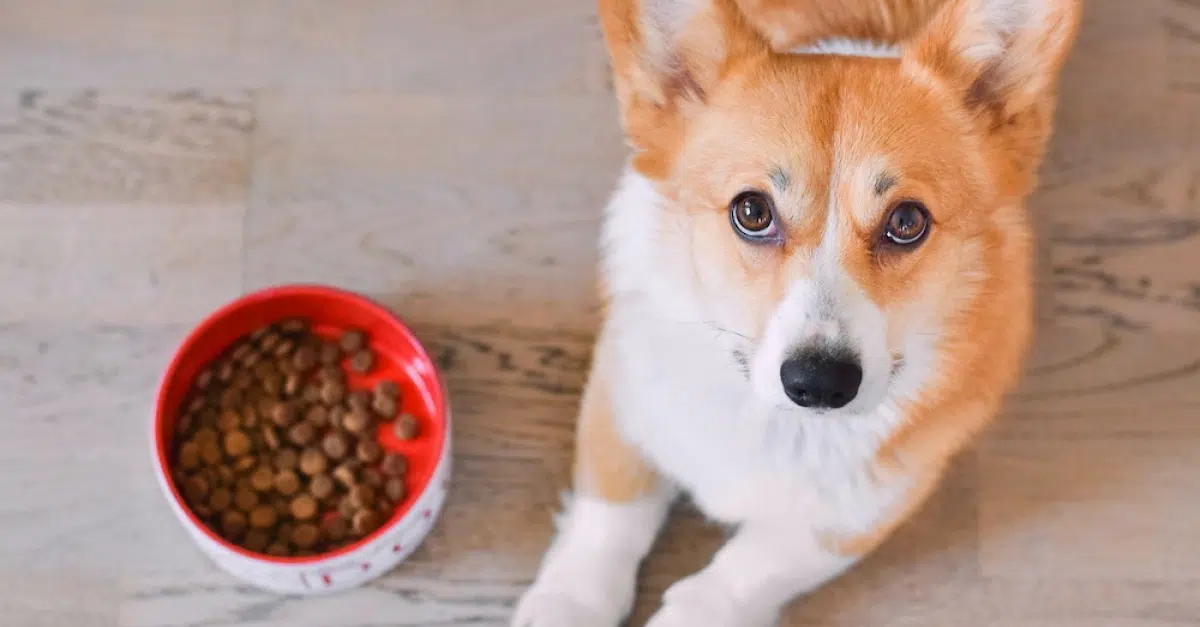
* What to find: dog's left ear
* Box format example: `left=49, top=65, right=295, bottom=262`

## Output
left=905, top=0, right=1082, bottom=118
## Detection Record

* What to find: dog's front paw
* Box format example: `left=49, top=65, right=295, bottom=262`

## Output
left=645, top=571, right=778, bottom=627
left=512, top=586, right=626, bottom=627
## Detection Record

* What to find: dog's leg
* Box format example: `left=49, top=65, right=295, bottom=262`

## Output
left=643, top=521, right=857, bottom=627
left=512, top=335, right=675, bottom=627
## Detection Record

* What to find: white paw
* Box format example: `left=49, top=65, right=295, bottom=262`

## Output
left=512, top=585, right=627, bottom=627
left=645, top=572, right=778, bottom=627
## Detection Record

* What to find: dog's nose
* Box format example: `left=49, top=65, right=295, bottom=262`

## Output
left=779, top=351, right=863, bottom=409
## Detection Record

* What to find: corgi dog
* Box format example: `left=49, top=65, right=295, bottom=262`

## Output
left=514, top=0, right=1081, bottom=625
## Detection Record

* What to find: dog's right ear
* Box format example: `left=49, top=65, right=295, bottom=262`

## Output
left=599, top=0, right=766, bottom=178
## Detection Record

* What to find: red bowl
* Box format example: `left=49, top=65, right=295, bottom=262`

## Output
left=151, top=284, right=452, bottom=594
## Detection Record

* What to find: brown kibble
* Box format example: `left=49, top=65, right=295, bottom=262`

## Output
left=292, top=345, right=317, bottom=372
left=244, top=530, right=270, bottom=553
left=194, top=426, right=218, bottom=445
left=274, top=469, right=301, bottom=496
left=273, top=338, right=296, bottom=358
left=178, top=441, right=201, bottom=470
left=283, top=373, right=303, bottom=398
left=233, top=455, right=256, bottom=474
left=209, top=487, right=232, bottom=512
left=290, top=494, right=318, bottom=520
left=215, top=465, right=235, bottom=486
left=362, top=468, right=384, bottom=490
left=351, top=509, right=380, bottom=536
left=383, top=477, right=406, bottom=503
left=195, top=368, right=215, bottom=390
left=274, top=499, right=292, bottom=520
left=348, top=484, right=376, bottom=509
left=310, top=474, right=336, bottom=501
left=201, top=440, right=223, bottom=465
left=253, top=359, right=276, bottom=380
left=218, top=387, right=241, bottom=411
left=183, top=475, right=209, bottom=504
left=266, top=542, right=289, bottom=557
left=217, top=410, right=240, bottom=432
left=318, top=365, right=344, bottom=383
left=275, top=448, right=298, bottom=471
left=340, top=330, right=366, bottom=353
left=333, top=461, right=360, bottom=489
left=349, top=350, right=375, bottom=374
left=380, top=453, right=407, bottom=477
left=223, top=430, right=252, bottom=458
left=375, top=380, right=400, bottom=399
left=270, top=401, right=297, bottom=427
left=287, top=421, right=316, bottom=447
left=240, top=406, right=260, bottom=429
left=234, top=488, right=259, bottom=513
left=221, top=510, right=247, bottom=538
left=175, top=413, right=194, bottom=437
left=292, top=523, right=320, bottom=549
left=324, top=516, right=348, bottom=543
left=319, top=342, right=341, bottom=366
left=356, top=440, right=383, bottom=465
left=232, top=342, right=253, bottom=363
left=322, top=431, right=350, bottom=460
left=327, top=406, right=345, bottom=430
left=343, top=409, right=372, bottom=435
left=280, top=318, right=308, bottom=334
left=371, top=394, right=397, bottom=419
left=305, top=405, right=329, bottom=429
left=249, top=504, right=277, bottom=529
left=338, top=495, right=357, bottom=519
left=259, top=330, right=282, bottom=351
left=232, top=371, right=254, bottom=391
left=262, top=372, right=283, bottom=396
left=393, top=413, right=419, bottom=440
left=299, top=448, right=328, bottom=476
left=320, top=379, right=345, bottom=406
left=217, top=360, right=235, bottom=383
left=302, top=384, right=322, bottom=404
left=261, top=425, right=281, bottom=451
left=347, top=389, right=371, bottom=412
left=250, top=465, right=275, bottom=492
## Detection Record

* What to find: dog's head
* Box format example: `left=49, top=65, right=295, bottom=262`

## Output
left=600, top=0, right=1080, bottom=414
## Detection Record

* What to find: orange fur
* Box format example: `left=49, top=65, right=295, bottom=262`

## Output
left=574, top=335, right=660, bottom=502
left=735, top=0, right=949, bottom=49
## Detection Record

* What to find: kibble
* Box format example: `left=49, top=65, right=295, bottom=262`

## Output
left=384, top=477, right=406, bottom=503
left=299, top=447, right=328, bottom=476
left=393, top=413, right=419, bottom=440
left=349, top=350, right=375, bottom=374
left=322, top=431, right=350, bottom=460
left=340, top=330, right=366, bottom=353
left=290, top=494, right=318, bottom=520
left=171, top=320, right=415, bottom=557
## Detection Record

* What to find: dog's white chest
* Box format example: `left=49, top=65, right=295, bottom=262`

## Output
left=607, top=312, right=899, bottom=528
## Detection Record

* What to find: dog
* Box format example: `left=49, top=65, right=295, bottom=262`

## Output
left=513, top=0, right=1081, bottom=625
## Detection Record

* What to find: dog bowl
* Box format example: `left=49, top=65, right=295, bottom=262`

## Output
left=151, top=285, right=451, bottom=595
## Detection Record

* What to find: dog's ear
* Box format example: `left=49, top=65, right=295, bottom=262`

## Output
left=599, top=0, right=766, bottom=178
left=905, top=0, right=1081, bottom=118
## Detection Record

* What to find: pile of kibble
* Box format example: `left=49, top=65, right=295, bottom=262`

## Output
left=171, top=319, right=420, bottom=557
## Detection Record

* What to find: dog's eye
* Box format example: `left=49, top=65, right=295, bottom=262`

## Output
left=883, top=201, right=930, bottom=246
left=730, top=191, right=777, bottom=240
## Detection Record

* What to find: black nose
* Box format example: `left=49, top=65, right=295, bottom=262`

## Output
left=780, top=351, right=863, bottom=409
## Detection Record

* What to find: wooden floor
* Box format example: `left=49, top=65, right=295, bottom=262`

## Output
left=2, top=1, right=1199, bottom=625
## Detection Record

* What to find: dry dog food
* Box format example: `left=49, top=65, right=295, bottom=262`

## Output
left=171, top=319, right=414, bottom=557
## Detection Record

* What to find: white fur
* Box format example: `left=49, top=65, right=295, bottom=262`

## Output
left=789, top=38, right=900, bottom=58
left=513, top=489, right=674, bottom=627
left=513, top=167, right=943, bottom=626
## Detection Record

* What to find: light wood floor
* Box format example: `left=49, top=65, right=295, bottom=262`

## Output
left=2, top=1, right=1199, bottom=626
